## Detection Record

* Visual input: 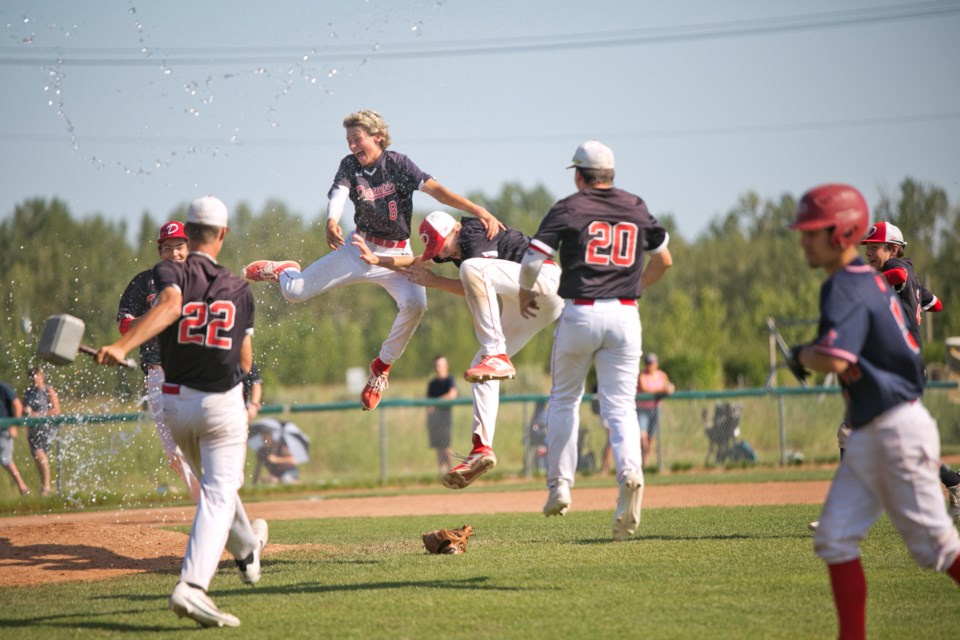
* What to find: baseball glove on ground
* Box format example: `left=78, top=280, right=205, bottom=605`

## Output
left=422, top=524, right=473, bottom=555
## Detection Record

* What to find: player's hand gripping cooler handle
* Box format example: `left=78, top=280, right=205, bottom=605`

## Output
left=79, top=345, right=138, bottom=370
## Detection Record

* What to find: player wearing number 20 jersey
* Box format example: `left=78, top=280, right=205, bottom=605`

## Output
left=154, top=252, right=254, bottom=393
left=520, top=140, right=672, bottom=542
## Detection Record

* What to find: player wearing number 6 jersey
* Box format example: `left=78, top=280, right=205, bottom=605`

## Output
left=789, top=184, right=960, bottom=640
left=519, top=140, right=672, bottom=541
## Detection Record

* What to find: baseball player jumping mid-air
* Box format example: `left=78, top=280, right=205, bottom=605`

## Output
left=244, top=110, right=502, bottom=411
left=117, top=220, right=200, bottom=500
left=788, top=184, right=960, bottom=639
left=519, top=140, right=672, bottom=541
left=354, top=210, right=563, bottom=490
left=97, top=196, right=268, bottom=628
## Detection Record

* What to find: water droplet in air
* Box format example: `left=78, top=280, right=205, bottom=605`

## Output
left=327, top=69, right=337, bottom=78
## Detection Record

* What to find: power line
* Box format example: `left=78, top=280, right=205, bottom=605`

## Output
left=1, top=1, right=958, bottom=66
left=2, top=110, right=958, bottom=147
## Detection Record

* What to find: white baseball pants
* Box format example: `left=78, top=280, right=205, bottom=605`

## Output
left=461, top=259, right=563, bottom=447
left=146, top=366, right=200, bottom=500
left=163, top=383, right=259, bottom=591
left=278, top=239, right=427, bottom=365
left=814, top=401, right=960, bottom=570
left=546, top=300, right=643, bottom=488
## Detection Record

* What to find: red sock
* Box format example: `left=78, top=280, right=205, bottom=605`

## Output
left=828, top=559, right=866, bottom=640
left=947, top=556, right=960, bottom=584
left=371, top=358, right=391, bottom=376
left=472, top=433, right=486, bottom=450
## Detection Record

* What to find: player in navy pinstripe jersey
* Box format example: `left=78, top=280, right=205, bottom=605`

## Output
left=519, top=140, right=672, bottom=541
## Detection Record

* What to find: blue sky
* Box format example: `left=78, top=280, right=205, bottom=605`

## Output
left=1, top=0, right=958, bottom=243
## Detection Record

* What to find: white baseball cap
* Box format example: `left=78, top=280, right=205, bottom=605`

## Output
left=187, top=195, right=229, bottom=228
left=419, top=211, right=457, bottom=260
left=568, top=140, right=615, bottom=170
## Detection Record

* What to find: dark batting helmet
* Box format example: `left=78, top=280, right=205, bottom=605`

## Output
left=790, top=184, right=869, bottom=250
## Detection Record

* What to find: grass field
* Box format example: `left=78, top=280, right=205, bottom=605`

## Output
left=2, top=500, right=959, bottom=638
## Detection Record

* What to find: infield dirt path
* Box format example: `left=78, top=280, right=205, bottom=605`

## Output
left=0, top=480, right=830, bottom=588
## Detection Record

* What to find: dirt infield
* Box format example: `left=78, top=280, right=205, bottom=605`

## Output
left=0, top=480, right=829, bottom=588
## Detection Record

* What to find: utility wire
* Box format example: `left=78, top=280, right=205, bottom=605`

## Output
left=1, top=1, right=958, bottom=66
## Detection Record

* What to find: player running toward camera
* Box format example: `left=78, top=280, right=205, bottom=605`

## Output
left=244, top=109, right=502, bottom=411
left=97, top=196, right=268, bottom=628
left=860, top=221, right=960, bottom=522
left=788, top=184, right=960, bottom=640
left=519, top=140, right=672, bottom=541
left=354, top=210, right=564, bottom=490
left=117, top=221, right=200, bottom=500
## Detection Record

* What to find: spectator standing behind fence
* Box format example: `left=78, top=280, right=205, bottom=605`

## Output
left=22, top=366, right=60, bottom=496
left=636, top=353, right=675, bottom=468
left=426, top=355, right=457, bottom=475
left=0, top=380, right=30, bottom=496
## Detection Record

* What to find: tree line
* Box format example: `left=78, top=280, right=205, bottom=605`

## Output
left=2, top=178, right=958, bottom=400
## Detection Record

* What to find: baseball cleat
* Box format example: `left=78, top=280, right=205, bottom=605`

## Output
left=243, top=259, right=301, bottom=282
left=948, top=484, right=960, bottom=523
left=361, top=368, right=389, bottom=411
left=543, top=480, right=571, bottom=517
left=443, top=446, right=497, bottom=489
left=464, top=354, right=516, bottom=383
left=169, top=582, right=240, bottom=628
left=237, top=518, right=269, bottom=585
left=612, top=472, right=643, bottom=541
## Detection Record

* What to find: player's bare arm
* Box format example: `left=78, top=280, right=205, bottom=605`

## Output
left=352, top=234, right=417, bottom=270
left=404, top=264, right=465, bottom=296
left=641, top=248, right=673, bottom=289
left=240, top=334, right=253, bottom=375
left=795, top=345, right=850, bottom=375
left=96, top=286, right=182, bottom=366
left=420, top=179, right=505, bottom=239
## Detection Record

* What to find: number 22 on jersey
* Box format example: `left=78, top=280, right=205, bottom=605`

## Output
left=585, top=221, right=638, bottom=267
left=178, top=301, right=236, bottom=349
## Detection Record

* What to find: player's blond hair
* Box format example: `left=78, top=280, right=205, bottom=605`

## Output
left=343, top=110, right=391, bottom=149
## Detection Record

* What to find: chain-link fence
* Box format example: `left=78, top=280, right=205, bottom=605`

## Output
left=2, top=383, right=959, bottom=500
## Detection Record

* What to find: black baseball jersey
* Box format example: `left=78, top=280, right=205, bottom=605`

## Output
left=528, top=187, right=668, bottom=299
left=879, top=256, right=936, bottom=349
left=432, top=217, right=530, bottom=267
left=154, top=252, right=255, bottom=393
left=812, top=258, right=923, bottom=428
left=117, top=268, right=162, bottom=370
left=330, top=150, right=432, bottom=241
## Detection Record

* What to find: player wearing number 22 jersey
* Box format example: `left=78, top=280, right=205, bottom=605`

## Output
left=520, top=140, right=672, bottom=542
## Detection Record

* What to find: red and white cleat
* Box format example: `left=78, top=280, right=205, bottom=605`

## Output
left=243, top=260, right=301, bottom=282
left=442, top=446, right=497, bottom=489
left=464, top=354, right=516, bottom=383
left=361, top=368, right=389, bottom=411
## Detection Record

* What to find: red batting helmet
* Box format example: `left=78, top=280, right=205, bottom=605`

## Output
left=790, top=184, right=869, bottom=250
left=860, top=220, right=906, bottom=247
left=157, top=221, right=187, bottom=244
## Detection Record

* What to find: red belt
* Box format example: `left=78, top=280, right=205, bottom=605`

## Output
left=573, top=298, right=636, bottom=306
left=162, top=383, right=180, bottom=395
left=361, top=231, right=407, bottom=249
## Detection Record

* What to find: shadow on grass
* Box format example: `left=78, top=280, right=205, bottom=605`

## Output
left=0, top=536, right=181, bottom=576
left=574, top=532, right=813, bottom=545
left=0, top=608, right=179, bottom=633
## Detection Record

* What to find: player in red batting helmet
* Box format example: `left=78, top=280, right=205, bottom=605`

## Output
left=789, top=183, right=869, bottom=250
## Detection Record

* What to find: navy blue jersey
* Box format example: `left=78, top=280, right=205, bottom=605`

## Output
left=0, top=382, right=16, bottom=420
left=331, top=150, right=432, bottom=241
left=433, top=217, right=530, bottom=267
left=528, top=187, right=668, bottom=299
left=812, top=258, right=924, bottom=428
left=154, top=253, right=255, bottom=393
left=117, top=268, right=162, bottom=370
left=880, top=256, right=936, bottom=349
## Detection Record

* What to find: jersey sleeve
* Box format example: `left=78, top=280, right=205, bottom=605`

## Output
left=329, top=155, right=356, bottom=195
left=153, top=260, right=184, bottom=294
left=117, top=270, right=151, bottom=322
left=812, top=278, right=868, bottom=364
left=393, top=152, right=432, bottom=190
left=529, top=203, right=569, bottom=256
